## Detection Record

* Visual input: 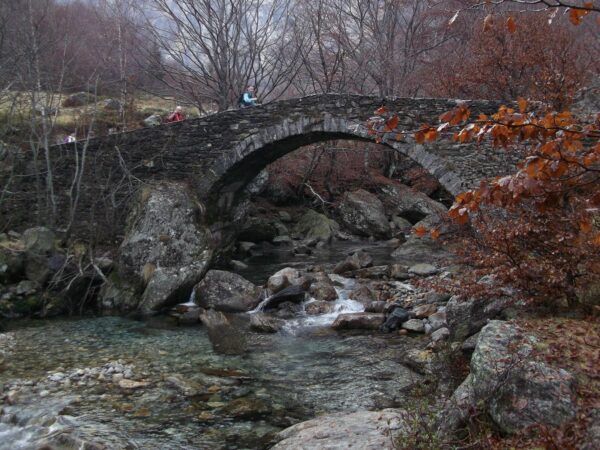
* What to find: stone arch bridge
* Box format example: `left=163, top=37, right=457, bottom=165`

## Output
left=37, top=94, right=516, bottom=236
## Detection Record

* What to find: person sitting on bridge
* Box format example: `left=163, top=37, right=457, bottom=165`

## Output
left=239, top=86, right=259, bottom=108
left=166, top=106, right=186, bottom=123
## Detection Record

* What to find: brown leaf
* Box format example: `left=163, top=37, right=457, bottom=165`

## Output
left=414, top=226, right=427, bottom=237
left=375, top=106, right=387, bottom=115
left=483, top=14, right=493, bottom=32
left=517, top=96, right=527, bottom=113
left=507, top=16, right=517, bottom=34
left=384, top=115, right=399, bottom=132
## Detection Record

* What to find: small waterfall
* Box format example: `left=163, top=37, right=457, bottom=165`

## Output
left=181, top=289, right=196, bottom=307
left=281, top=276, right=365, bottom=334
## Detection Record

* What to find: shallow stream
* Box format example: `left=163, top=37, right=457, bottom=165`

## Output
left=0, top=241, right=425, bottom=449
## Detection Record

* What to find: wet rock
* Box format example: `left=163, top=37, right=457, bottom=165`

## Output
left=272, top=236, right=292, bottom=245
left=230, top=259, right=248, bottom=270
left=220, top=396, right=271, bottom=420
left=238, top=241, right=256, bottom=254
left=365, top=301, right=387, bottom=313
left=389, top=264, right=409, bottom=280
left=293, top=209, right=339, bottom=243
left=170, top=303, right=203, bottom=325
left=309, top=279, right=338, bottom=301
left=195, top=270, right=262, bottom=313
left=269, top=267, right=302, bottom=287
left=112, top=182, right=213, bottom=314
left=392, top=215, right=413, bottom=230
left=408, top=263, right=437, bottom=276
left=271, top=301, right=303, bottom=319
left=267, top=274, right=291, bottom=294
left=352, top=265, right=389, bottom=280
left=118, top=379, right=149, bottom=389
left=165, top=375, right=200, bottom=396
left=381, top=306, right=410, bottom=332
left=349, top=285, right=376, bottom=305
left=446, top=295, right=510, bottom=341
left=338, top=189, right=391, bottom=239
left=262, top=285, right=306, bottom=310
left=332, top=312, right=384, bottom=330
left=238, top=216, right=278, bottom=243
left=423, top=291, right=452, bottom=304
left=333, top=251, right=373, bottom=274
left=305, top=301, right=334, bottom=315
left=272, top=409, right=406, bottom=450
left=249, top=313, right=284, bottom=333
left=200, top=310, right=247, bottom=355
left=402, top=319, right=425, bottom=333
left=22, top=227, right=56, bottom=254
left=293, top=243, right=312, bottom=255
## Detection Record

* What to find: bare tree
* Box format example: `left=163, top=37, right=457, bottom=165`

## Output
left=139, top=0, right=301, bottom=112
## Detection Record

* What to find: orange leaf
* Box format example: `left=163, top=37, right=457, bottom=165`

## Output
left=592, top=233, right=600, bottom=247
left=384, top=115, right=399, bottom=132
left=424, top=129, right=438, bottom=142
left=580, top=221, right=593, bottom=233
left=569, top=7, right=590, bottom=25
left=415, top=131, right=425, bottom=144
left=517, top=97, right=527, bottom=113
left=375, top=106, right=387, bottom=115
left=430, top=228, right=441, bottom=240
left=507, top=16, right=517, bottom=33
left=395, top=133, right=403, bottom=142
left=414, top=226, right=427, bottom=237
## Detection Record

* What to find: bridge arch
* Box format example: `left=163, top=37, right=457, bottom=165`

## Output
left=202, top=114, right=467, bottom=216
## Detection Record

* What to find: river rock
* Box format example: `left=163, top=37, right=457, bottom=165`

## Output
left=446, top=295, right=510, bottom=341
left=220, top=396, right=272, bottom=420
left=238, top=217, right=278, bottom=243
left=22, top=227, right=56, bottom=254
left=271, top=409, right=406, bottom=450
left=381, top=306, right=411, bottom=332
left=262, top=285, right=306, bottom=310
left=352, top=265, right=389, bottom=279
left=338, top=189, right=391, bottom=239
left=402, top=319, right=425, bottom=333
left=305, top=301, right=334, bottom=315
left=195, top=270, right=262, bottom=312
left=430, top=327, right=450, bottom=343
left=269, top=267, right=302, bottom=287
left=293, top=209, right=339, bottom=242
left=249, top=313, right=284, bottom=333
left=111, top=183, right=213, bottom=314
left=365, top=301, right=387, bottom=313
left=332, top=312, right=384, bottom=330
left=413, top=304, right=437, bottom=318
left=392, top=215, right=413, bottom=230
left=389, top=264, right=409, bottom=280
left=349, top=285, right=376, bottom=305
left=200, top=310, right=247, bottom=355
left=427, top=311, right=447, bottom=333
left=309, top=279, right=338, bottom=301
left=333, top=251, right=373, bottom=274
left=267, top=274, right=291, bottom=294
left=408, top=263, right=437, bottom=276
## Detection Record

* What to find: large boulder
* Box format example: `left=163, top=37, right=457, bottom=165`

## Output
left=272, top=409, right=406, bottom=450
left=21, top=227, right=56, bottom=254
left=293, top=210, right=339, bottom=242
left=337, top=189, right=391, bottom=239
left=440, top=321, right=577, bottom=435
left=194, top=270, right=262, bottom=313
left=106, top=183, right=213, bottom=314
left=377, top=181, right=446, bottom=224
